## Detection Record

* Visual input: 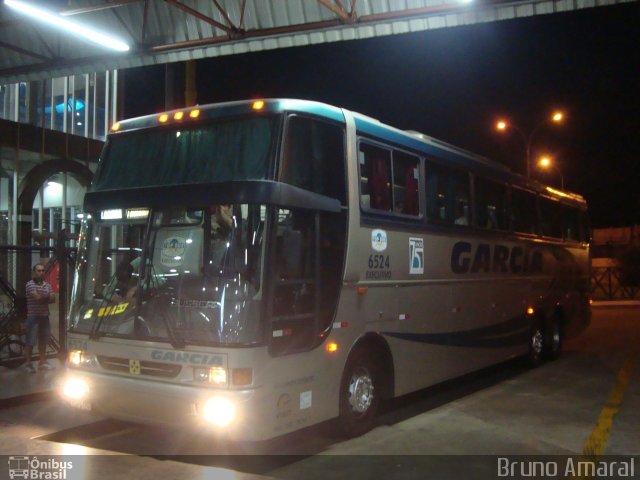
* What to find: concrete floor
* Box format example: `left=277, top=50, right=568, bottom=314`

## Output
left=0, top=306, right=638, bottom=479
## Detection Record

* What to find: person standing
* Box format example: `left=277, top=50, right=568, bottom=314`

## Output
left=24, top=263, right=56, bottom=373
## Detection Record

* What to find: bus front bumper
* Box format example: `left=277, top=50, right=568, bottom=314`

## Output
left=57, top=369, right=259, bottom=440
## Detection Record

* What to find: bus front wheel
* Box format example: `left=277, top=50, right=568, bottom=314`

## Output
left=339, top=350, right=380, bottom=438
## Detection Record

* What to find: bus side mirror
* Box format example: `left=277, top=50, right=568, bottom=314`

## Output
left=281, top=229, right=303, bottom=278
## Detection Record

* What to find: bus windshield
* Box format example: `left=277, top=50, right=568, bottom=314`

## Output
left=92, top=115, right=281, bottom=191
left=69, top=204, right=266, bottom=346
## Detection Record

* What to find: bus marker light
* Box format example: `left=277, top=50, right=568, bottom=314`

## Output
left=252, top=100, right=265, bottom=110
left=332, top=321, right=349, bottom=329
left=326, top=342, right=339, bottom=353
left=399, top=313, right=411, bottom=320
left=173, top=111, right=184, bottom=120
left=232, top=368, right=253, bottom=386
left=201, top=397, right=236, bottom=427
left=357, top=287, right=367, bottom=295
left=189, top=109, right=200, bottom=118
left=111, top=122, right=120, bottom=131
left=527, top=307, right=535, bottom=315
left=158, top=114, right=169, bottom=123
left=589, top=299, right=593, bottom=305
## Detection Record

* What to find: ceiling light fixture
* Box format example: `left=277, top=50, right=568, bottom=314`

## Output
left=3, top=0, right=130, bottom=52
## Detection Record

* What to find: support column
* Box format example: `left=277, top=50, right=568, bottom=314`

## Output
left=62, top=173, right=67, bottom=234
left=185, top=60, right=197, bottom=107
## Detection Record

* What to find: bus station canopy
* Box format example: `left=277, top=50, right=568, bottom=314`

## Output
left=0, top=0, right=633, bottom=83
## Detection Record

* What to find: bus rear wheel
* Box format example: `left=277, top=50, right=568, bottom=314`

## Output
left=339, top=350, right=380, bottom=438
left=527, top=321, right=544, bottom=368
left=545, top=319, right=563, bottom=360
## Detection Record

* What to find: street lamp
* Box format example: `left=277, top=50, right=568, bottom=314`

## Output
left=495, top=111, right=564, bottom=178
left=537, top=155, right=564, bottom=190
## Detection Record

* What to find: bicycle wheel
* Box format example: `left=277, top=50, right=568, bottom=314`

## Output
left=0, top=338, right=26, bottom=369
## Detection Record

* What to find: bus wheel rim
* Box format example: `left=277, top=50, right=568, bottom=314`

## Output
left=532, top=329, right=543, bottom=355
left=552, top=324, right=561, bottom=350
left=348, top=368, right=374, bottom=414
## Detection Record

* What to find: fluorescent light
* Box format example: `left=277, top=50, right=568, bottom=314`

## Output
left=4, top=0, right=130, bottom=52
left=100, top=209, right=122, bottom=220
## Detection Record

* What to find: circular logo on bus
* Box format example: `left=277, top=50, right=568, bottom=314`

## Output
left=371, top=229, right=387, bottom=252
left=161, top=236, right=187, bottom=266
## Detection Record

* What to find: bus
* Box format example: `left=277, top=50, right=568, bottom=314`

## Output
left=60, top=99, right=590, bottom=440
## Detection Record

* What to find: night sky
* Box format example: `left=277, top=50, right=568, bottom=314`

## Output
left=124, top=2, right=639, bottom=228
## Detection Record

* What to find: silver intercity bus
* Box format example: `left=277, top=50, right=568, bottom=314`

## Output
left=60, top=99, right=590, bottom=440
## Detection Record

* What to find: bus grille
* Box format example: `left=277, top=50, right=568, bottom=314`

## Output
left=97, top=355, right=182, bottom=378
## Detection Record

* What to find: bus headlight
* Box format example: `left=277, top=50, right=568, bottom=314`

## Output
left=68, top=350, right=97, bottom=368
left=61, top=377, right=92, bottom=411
left=63, top=377, right=89, bottom=400
left=201, top=397, right=236, bottom=427
left=194, top=366, right=227, bottom=385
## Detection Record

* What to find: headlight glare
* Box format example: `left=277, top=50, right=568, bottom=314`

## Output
left=201, top=397, right=236, bottom=427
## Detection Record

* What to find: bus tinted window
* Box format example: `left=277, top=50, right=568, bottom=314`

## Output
left=425, top=161, right=470, bottom=226
left=359, top=143, right=392, bottom=212
left=565, top=206, right=589, bottom=242
left=510, top=188, right=537, bottom=235
left=392, top=151, right=420, bottom=215
left=93, top=116, right=280, bottom=191
left=475, top=177, right=508, bottom=230
left=539, top=197, right=564, bottom=238
left=282, top=116, right=346, bottom=204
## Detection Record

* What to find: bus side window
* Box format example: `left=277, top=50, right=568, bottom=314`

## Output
left=392, top=151, right=420, bottom=215
left=282, top=116, right=346, bottom=204
left=360, top=143, right=392, bottom=212
left=539, top=197, right=563, bottom=239
left=425, top=161, right=447, bottom=223
left=510, top=188, right=538, bottom=235
left=475, top=177, right=507, bottom=230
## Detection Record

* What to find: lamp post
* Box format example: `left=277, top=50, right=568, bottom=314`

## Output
left=495, top=111, right=564, bottom=178
left=537, top=156, right=564, bottom=190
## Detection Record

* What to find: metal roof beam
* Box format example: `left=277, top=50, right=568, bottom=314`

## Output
left=60, top=0, right=145, bottom=16
left=0, top=40, right=50, bottom=62
left=151, top=18, right=344, bottom=52
left=164, top=0, right=234, bottom=34
left=111, top=7, right=138, bottom=45
left=211, top=0, right=237, bottom=29
left=317, top=0, right=351, bottom=22
left=141, top=0, right=150, bottom=43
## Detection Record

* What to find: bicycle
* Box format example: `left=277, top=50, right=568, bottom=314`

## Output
left=0, top=305, right=26, bottom=369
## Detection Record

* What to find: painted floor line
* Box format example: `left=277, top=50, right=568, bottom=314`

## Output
left=582, top=357, right=636, bottom=459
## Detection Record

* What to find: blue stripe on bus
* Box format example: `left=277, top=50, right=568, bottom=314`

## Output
left=382, top=314, right=530, bottom=349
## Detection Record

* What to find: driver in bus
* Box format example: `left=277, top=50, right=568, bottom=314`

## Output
left=210, top=204, right=233, bottom=265
left=104, top=260, right=138, bottom=304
